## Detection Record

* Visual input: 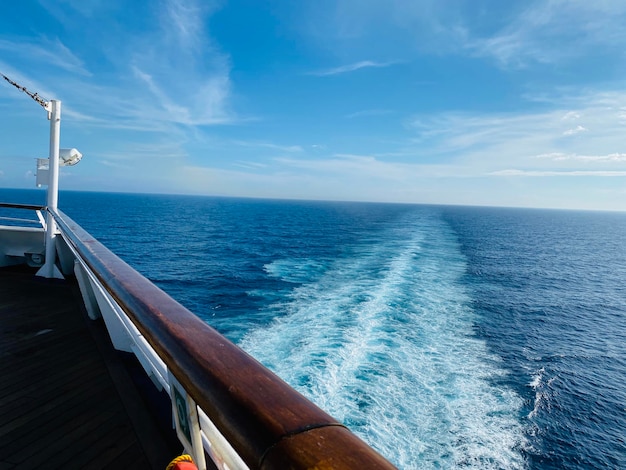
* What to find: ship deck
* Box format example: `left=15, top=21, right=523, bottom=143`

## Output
left=0, top=266, right=181, bottom=469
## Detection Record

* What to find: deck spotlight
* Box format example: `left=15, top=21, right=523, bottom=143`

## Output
left=35, top=148, right=83, bottom=187
left=59, top=148, right=83, bottom=166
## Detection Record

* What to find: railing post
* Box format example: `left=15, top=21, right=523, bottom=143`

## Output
left=37, top=99, right=64, bottom=279
left=169, top=372, right=208, bottom=470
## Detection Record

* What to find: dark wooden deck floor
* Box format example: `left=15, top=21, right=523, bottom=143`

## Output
left=0, top=266, right=181, bottom=469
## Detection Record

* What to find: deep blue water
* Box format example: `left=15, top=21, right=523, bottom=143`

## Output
left=2, top=189, right=625, bottom=469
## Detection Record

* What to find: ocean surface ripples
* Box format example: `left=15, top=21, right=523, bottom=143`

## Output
left=445, top=207, right=626, bottom=469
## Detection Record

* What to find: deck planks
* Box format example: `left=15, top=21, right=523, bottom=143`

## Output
left=0, top=266, right=180, bottom=469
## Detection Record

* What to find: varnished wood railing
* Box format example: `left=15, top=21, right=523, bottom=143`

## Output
left=52, top=209, right=395, bottom=470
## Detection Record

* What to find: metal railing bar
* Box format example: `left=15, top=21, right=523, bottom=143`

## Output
left=0, top=216, right=43, bottom=224
left=0, top=202, right=46, bottom=211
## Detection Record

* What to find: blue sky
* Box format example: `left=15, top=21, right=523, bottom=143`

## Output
left=2, top=0, right=626, bottom=210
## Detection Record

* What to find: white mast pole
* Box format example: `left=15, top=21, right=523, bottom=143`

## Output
left=37, top=99, right=64, bottom=279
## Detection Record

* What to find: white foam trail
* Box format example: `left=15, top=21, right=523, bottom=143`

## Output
left=239, top=212, right=526, bottom=469
left=528, top=367, right=556, bottom=421
left=264, top=258, right=327, bottom=283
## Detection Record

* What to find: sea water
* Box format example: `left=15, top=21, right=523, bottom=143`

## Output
left=2, top=189, right=624, bottom=469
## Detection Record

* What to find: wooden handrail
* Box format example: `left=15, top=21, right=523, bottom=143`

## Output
left=53, top=209, right=395, bottom=469
left=0, top=202, right=46, bottom=211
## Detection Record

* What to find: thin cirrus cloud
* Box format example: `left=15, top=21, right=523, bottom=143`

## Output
left=3, top=0, right=234, bottom=130
left=411, top=90, right=625, bottom=152
left=535, top=152, right=626, bottom=163
left=303, top=1, right=626, bottom=69
left=164, top=0, right=210, bottom=50
left=232, top=140, right=304, bottom=153
left=0, top=38, right=90, bottom=76
left=466, top=1, right=626, bottom=67
left=491, top=169, right=626, bottom=177
left=273, top=154, right=453, bottom=180
left=310, top=60, right=397, bottom=76
left=345, top=109, right=393, bottom=119
left=128, top=0, right=235, bottom=127
left=563, top=125, right=587, bottom=136
left=405, top=88, right=626, bottom=181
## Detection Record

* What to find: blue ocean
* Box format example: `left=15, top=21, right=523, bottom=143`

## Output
left=3, top=189, right=625, bottom=469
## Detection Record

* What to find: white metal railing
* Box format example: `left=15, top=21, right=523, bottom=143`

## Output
left=0, top=203, right=47, bottom=229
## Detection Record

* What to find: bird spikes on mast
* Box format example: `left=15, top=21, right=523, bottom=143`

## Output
left=1, top=73, right=50, bottom=110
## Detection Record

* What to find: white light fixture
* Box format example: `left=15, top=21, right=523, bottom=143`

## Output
left=59, top=148, right=82, bottom=166
left=35, top=148, right=83, bottom=187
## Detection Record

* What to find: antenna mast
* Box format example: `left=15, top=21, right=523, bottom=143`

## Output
left=2, top=72, right=63, bottom=278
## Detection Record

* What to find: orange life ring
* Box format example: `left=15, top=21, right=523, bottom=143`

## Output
left=166, top=454, right=198, bottom=470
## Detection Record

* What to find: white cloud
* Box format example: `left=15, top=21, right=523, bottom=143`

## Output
left=2, top=0, right=235, bottom=133
left=100, top=160, right=131, bottom=169
left=406, top=88, right=626, bottom=178
left=39, top=0, right=112, bottom=20
left=275, top=153, right=463, bottom=180
left=535, top=152, right=626, bottom=163
left=0, top=38, right=90, bottom=76
left=466, top=1, right=626, bottom=67
left=562, top=111, right=581, bottom=121
left=132, top=66, right=230, bottom=126
left=164, top=0, right=210, bottom=50
left=345, top=109, right=393, bottom=119
left=297, top=1, right=626, bottom=69
left=125, top=1, right=233, bottom=126
left=175, top=159, right=462, bottom=203
left=96, top=141, right=188, bottom=162
left=563, top=125, right=588, bottom=136
left=310, top=60, right=397, bottom=76
left=491, top=169, right=626, bottom=177
left=232, top=161, right=268, bottom=170
left=233, top=141, right=304, bottom=153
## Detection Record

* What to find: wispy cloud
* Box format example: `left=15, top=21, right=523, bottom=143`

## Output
left=232, top=161, right=268, bottom=170
left=491, top=169, right=626, bottom=177
left=562, top=111, right=581, bottom=121
left=164, top=0, right=210, bottom=50
left=100, top=160, right=132, bottom=169
left=39, top=0, right=113, bottom=21
left=124, top=0, right=233, bottom=126
left=131, top=66, right=232, bottom=126
left=408, top=88, right=626, bottom=176
left=3, top=0, right=235, bottom=131
left=95, top=140, right=188, bottom=164
left=563, top=125, right=588, bottom=136
left=274, top=153, right=456, bottom=179
left=233, top=140, right=303, bottom=152
left=466, top=1, right=626, bottom=67
left=0, top=38, right=90, bottom=77
left=310, top=60, right=397, bottom=76
left=535, top=152, right=626, bottom=163
left=345, top=109, right=392, bottom=119
left=298, top=1, right=626, bottom=69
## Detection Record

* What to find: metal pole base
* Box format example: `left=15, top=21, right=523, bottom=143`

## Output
left=36, top=262, right=64, bottom=279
